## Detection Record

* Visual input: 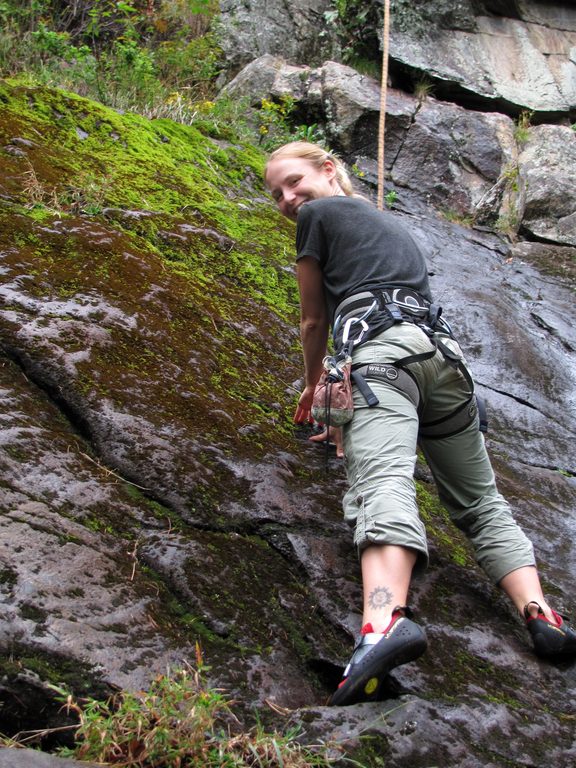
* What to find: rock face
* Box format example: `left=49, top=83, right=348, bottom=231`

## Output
left=218, top=0, right=576, bottom=117
left=517, top=124, right=576, bottom=244
left=218, top=0, right=576, bottom=248
left=1, top=1, right=576, bottom=765
left=216, top=0, right=336, bottom=73
left=389, top=0, right=576, bottom=115
left=1, top=78, right=575, bottom=766
left=0, top=747, right=100, bottom=767
left=223, top=56, right=576, bottom=242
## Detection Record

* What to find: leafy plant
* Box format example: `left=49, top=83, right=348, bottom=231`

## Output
left=501, top=162, right=520, bottom=193
left=42, top=661, right=344, bottom=767
left=0, top=0, right=222, bottom=113
left=256, top=96, right=329, bottom=150
left=323, top=0, right=381, bottom=70
left=384, top=189, right=397, bottom=208
left=258, top=95, right=296, bottom=147
left=292, top=122, right=327, bottom=145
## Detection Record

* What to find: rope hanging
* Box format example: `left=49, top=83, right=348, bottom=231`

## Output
left=377, top=0, right=391, bottom=211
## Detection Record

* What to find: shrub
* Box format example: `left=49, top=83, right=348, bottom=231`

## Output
left=0, top=0, right=223, bottom=113
left=45, top=662, right=342, bottom=767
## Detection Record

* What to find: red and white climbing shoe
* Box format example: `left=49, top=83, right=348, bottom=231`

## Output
left=329, top=606, right=427, bottom=706
left=524, top=602, right=576, bottom=659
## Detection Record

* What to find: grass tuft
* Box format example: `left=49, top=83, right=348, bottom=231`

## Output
left=19, top=658, right=345, bottom=767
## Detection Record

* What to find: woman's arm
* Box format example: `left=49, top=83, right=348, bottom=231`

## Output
left=294, top=255, right=329, bottom=422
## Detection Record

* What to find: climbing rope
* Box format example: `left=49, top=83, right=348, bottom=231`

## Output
left=377, top=0, right=391, bottom=211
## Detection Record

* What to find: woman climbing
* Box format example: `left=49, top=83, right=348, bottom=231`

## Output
left=264, top=140, right=576, bottom=706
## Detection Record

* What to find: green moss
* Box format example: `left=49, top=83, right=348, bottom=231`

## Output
left=136, top=563, right=223, bottom=647
left=122, top=484, right=185, bottom=531
left=0, top=648, right=111, bottom=701
left=0, top=78, right=343, bottom=698
left=20, top=603, right=48, bottom=624
left=416, top=480, right=474, bottom=568
left=1, top=80, right=306, bottom=463
left=347, top=733, right=390, bottom=767
left=1, top=81, right=296, bottom=305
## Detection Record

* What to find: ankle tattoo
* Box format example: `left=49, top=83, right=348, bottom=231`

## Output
left=368, top=585, right=393, bottom=611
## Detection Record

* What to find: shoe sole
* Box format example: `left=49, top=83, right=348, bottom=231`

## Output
left=329, top=624, right=427, bottom=706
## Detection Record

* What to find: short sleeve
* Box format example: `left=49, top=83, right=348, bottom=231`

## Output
left=295, top=202, right=326, bottom=264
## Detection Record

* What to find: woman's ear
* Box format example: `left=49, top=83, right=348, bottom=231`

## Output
left=322, top=158, right=338, bottom=180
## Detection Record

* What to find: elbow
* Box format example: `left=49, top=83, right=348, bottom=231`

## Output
left=300, top=316, right=327, bottom=336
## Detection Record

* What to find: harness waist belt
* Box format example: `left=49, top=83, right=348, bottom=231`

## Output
left=334, top=287, right=431, bottom=324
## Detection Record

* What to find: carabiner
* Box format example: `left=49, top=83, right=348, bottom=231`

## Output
left=341, top=317, right=370, bottom=346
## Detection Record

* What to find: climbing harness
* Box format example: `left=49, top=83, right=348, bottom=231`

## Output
left=331, top=287, right=488, bottom=438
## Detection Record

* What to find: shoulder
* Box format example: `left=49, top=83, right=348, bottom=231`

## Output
left=299, top=196, right=373, bottom=224
left=303, top=196, right=372, bottom=213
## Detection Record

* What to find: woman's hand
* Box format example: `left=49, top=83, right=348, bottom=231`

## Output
left=293, top=384, right=316, bottom=425
left=293, top=389, right=345, bottom=458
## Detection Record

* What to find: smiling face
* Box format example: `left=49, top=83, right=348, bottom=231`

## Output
left=265, top=155, right=342, bottom=221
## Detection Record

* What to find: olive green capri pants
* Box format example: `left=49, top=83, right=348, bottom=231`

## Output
left=342, top=323, right=535, bottom=584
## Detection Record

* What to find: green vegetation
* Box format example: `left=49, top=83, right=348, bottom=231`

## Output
left=40, top=664, right=344, bottom=767
left=384, top=189, right=397, bottom=208
left=416, top=480, right=473, bottom=568
left=0, top=646, right=112, bottom=704
left=257, top=95, right=326, bottom=150
left=0, top=1, right=324, bottom=148
left=440, top=209, right=475, bottom=228
left=0, top=0, right=221, bottom=116
left=413, top=77, right=434, bottom=104
left=323, top=0, right=381, bottom=74
left=513, top=110, right=533, bottom=145
left=495, top=210, right=520, bottom=237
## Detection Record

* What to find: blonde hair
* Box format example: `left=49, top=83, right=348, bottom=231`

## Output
left=265, top=141, right=357, bottom=197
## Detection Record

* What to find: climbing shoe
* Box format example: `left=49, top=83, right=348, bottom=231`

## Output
left=329, top=606, right=427, bottom=706
left=524, top=602, right=576, bottom=659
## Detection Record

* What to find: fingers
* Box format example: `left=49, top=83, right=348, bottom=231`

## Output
left=293, top=405, right=313, bottom=424
left=293, top=385, right=316, bottom=424
left=331, top=426, right=344, bottom=458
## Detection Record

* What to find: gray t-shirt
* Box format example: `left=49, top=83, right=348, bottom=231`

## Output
left=295, top=196, right=432, bottom=321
